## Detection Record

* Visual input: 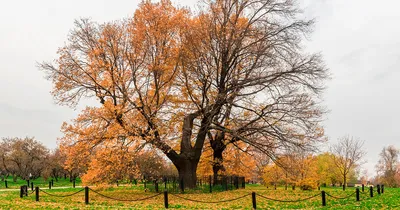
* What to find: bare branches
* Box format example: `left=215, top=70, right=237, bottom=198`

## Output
left=375, top=145, right=400, bottom=187
left=330, top=135, right=366, bottom=189
left=39, top=0, right=329, bottom=186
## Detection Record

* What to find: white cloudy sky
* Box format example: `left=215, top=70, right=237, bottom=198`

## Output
left=1, top=0, right=399, bottom=177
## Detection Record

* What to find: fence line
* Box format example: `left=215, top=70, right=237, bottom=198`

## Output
left=39, top=188, right=85, bottom=197
left=89, top=188, right=162, bottom=202
left=19, top=185, right=384, bottom=209
left=256, top=192, right=320, bottom=202
left=169, top=192, right=251, bottom=203
left=325, top=191, right=356, bottom=200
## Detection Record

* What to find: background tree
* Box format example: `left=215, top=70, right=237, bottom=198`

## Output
left=42, top=149, right=67, bottom=182
left=331, top=136, right=365, bottom=190
left=40, top=0, right=328, bottom=188
left=375, top=145, right=399, bottom=187
left=315, top=152, right=341, bottom=187
left=263, top=151, right=319, bottom=190
left=0, top=140, right=13, bottom=181
left=0, top=137, right=49, bottom=181
left=262, top=163, right=284, bottom=187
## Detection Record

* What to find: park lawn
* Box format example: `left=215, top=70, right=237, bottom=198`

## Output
left=0, top=177, right=82, bottom=189
left=0, top=184, right=399, bottom=209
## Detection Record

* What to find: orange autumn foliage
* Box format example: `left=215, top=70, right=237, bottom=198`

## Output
left=263, top=153, right=319, bottom=190
left=41, top=0, right=328, bottom=187
left=198, top=141, right=258, bottom=180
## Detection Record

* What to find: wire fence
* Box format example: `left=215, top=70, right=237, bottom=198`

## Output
left=18, top=184, right=386, bottom=209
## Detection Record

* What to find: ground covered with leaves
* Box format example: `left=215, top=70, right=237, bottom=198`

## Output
left=0, top=184, right=399, bottom=209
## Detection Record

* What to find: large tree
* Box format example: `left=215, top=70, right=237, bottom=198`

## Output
left=376, top=145, right=399, bottom=187
left=40, top=0, right=328, bottom=188
left=197, top=0, right=327, bottom=181
left=331, top=136, right=365, bottom=190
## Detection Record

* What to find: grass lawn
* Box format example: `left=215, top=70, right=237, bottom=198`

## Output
left=0, top=184, right=399, bottom=209
left=0, top=177, right=81, bottom=189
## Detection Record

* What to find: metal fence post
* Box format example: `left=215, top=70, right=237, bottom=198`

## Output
left=164, top=190, right=168, bottom=209
left=5, top=180, right=7, bottom=188
left=155, top=181, right=159, bottom=193
left=382, top=185, right=384, bottom=194
left=321, top=191, right=326, bottom=206
left=209, top=175, right=212, bottom=193
left=180, top=178, right=184, bottom=193
left=35, top=187, right=39, bottom=201
left=377, top=185, right=381, bottom=195
left=73, top=179, right=76, bottom=188
left=20, top=186, right=23, bottom=198
left=31, top=182, right=34, bottom=191
left=49, top=181, right=51, bottom=189
left=369, top=186, right=373, bottom=197
left=362, top=184, right=364, bottom=192
left=252, top=192, right=256, bottom=209
left=85, top=186, right=89, bottom=204
left=356, top=188, right=360, bottom=201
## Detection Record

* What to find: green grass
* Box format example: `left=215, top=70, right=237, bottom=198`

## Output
left=0, top=176, right=81, bottom=189
left=0, top=184, right=399, bottom=209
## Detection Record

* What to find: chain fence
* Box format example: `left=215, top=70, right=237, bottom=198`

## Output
left=169, top=192, right=251, bottom=203
left=89, top=188, right=162, bottom=202
left=256, top=192, right=320, bottom=202
left=17, top=184, right=386, bottom=209
left=38, top=188, right=85, bottom=197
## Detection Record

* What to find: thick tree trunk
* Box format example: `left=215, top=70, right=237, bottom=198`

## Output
left=210, top=130, right=227, bottom=185
left=176, top=159, right=198, bottom=189
left=168, top=113, right=210, bottom=189
left=211, top=140, right=226, bottom=185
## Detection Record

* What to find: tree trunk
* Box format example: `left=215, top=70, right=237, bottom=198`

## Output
left=211, top=137, right=226, bottom=185
left=343, top=174, right=346, bottom=191
left=176, top=159, right=198, bottom=189
left=166, top=113, right=210, bottom=189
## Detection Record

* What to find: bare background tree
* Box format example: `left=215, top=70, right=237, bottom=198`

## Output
left=375, top=145, right=399, bottom=187
left=0, top=137, right=49, bottom=181
left=331, top=135, right=366, bottom=190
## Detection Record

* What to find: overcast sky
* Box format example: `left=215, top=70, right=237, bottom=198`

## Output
left=1, top=0, right=399, bottom=178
